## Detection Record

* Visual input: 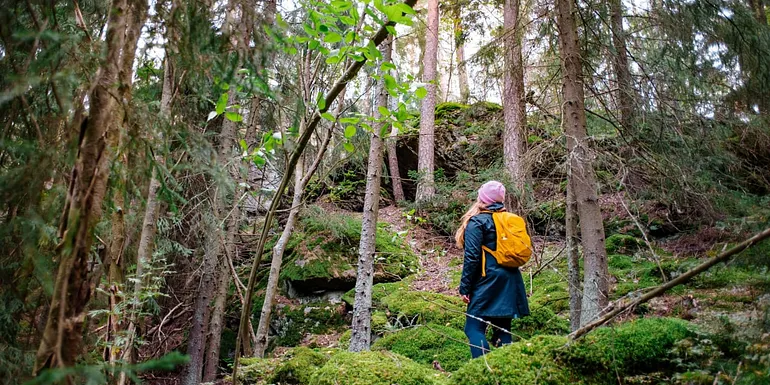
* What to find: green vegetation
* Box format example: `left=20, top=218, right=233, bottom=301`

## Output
left=281, top=206, right=418, bottom=284
left=274, top=303, right=348, bottom=347
left=313, top=351, right=448, bottom=385
left=372, top=324, right=471, bottom=371
left=270, top=347, right=331, bottom=385
left=451, top=335, right=576, bottom=385
left=380, top=290, right=466, bottom=329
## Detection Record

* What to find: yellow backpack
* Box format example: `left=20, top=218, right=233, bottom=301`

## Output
left=480, top=211, right=532, bottom=276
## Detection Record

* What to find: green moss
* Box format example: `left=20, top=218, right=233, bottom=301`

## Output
left=281, top=206, right=418, bottom=283
left=451, top=335, right=580, bottom=385
left=343, top=280, right=411, bottom=307
left=608, top=254, right=634, bottom=270
left=237, top=356, right=281, bottom=385
left=371, top=310, right=391, bottom=333
left=312, top=350, right=448, bottom=385
left=511, top=307, right=569, bottom=339
left=275, top=303, right=347, bottom=347
left=528, top=270, right=569, bottom=314
left=605, top=234, right=645, bottom=254
left=338, top=329, right=351, bottom=350
left=435, top=102, right=468, bottom=118
left=381, top=290, right=466, bottom=329
left=565, top=317, right=695, bottom=377
left=270, top=347, right=331, bottom=384
left=372, top=324, right=471, bottom=371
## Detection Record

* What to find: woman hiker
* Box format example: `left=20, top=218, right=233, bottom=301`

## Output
left=455, top=180, right=531, bottom=358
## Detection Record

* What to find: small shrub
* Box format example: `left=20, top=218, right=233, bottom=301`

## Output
left=312, top=350, right=447, bottom=385
left=274, top=303, right=347, bottom=347
left=372, top=324, right=471, bottom=371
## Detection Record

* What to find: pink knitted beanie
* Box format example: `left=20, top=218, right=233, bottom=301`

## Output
left=478, top=181, right=506, bottom=204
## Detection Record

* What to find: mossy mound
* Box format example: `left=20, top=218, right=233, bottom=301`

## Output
left=527, top=270, right=570, bottom=314
left=281, top=206, right=418, bottom=293
left=605, top=233, right=645, bottom=254
left=237, top=356, right=281, bottom=385
left=270, top=347, right=331, bottom=384
left=312, top=350, right=448, bottom=385
left=342, top=280, right=411, bottom=307
left=451, top=335, right=579, bottom=385
left=380, top=290, right=466, bottom=329
left=372, top=324, right=471, bottom=371
left=511, top=307, right=569, bottom=339
left=565, top=317, right=695, bottom=377
left=273, top=302, right=347, bottom=347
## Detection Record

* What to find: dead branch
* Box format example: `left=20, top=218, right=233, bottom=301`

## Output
left=569, top=227, right=770, bottom=340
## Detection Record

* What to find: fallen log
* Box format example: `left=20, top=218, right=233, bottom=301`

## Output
left=569, top=227, right=770, bottom=340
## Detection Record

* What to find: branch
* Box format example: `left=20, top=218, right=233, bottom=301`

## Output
left=569, top=227, right=770, bottom=340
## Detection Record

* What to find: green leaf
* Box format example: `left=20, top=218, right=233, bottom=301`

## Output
left=415, top=86, right=428, bottom=99
left=308, top=40, right=320, bottom=50
left=340, top=16, right=356, bottom=26
left=225, top=112, right=243, bottom=122
left=343, top=141, right=355, bottom=152
left=321, top=112, right=335, bottom=121
left=344, top=31, right=355, bottom=44
left=340, top=117, right=360, bottom=124
left=319, top=24, right=329, bottom=33
left=381, top=62, right=396, bottom=71
left=331, top=0, right=353, bottom=11
left=377, top=106, right=390, bottom=117
left=386, top=25, right=397, bottom=36
left=396, top=3, right=416, bottom=15
left=326, top=55, right=341, bottom=65
left=303, top=23, right=317, bottom=37
left=316, top=93, right=326, bottom=110
left=253, top=154, right=266, bottom=167
left=215, top=93, right=228, bottom=114
left=383, top=74, right=398, bottom=95
left=239, top=139, right=248, bottom=151
left=344, top=125, right=357, bottom=138
left=324, top=32, right=342, bottom=43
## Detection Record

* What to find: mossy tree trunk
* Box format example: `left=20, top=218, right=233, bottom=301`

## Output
left=502, top=0, right=528, bottom=204
left=34, top=0, right=136, bottom=373
left=556, top=0, right=609, bottom=327
left=350, top=36, right=391, bottom=352
left=415, top=0, right=439, bottom=202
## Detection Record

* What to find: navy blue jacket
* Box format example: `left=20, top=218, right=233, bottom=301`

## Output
left=459, top=203, right=530, bottom=318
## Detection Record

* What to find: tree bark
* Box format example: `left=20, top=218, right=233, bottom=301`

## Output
left=231, top=3, right=417, bottom=379
left=748, top=0, right=767, bottom=25
left=453, top=8, right=470, bottom=104
left=415, top=0, right=439, bottom=202
left=566, top=178, right=582, bottom=332
left=34, top=0, right=132, bottom=373
left=609, top=0, right=635, bottom=130
left=570, top=227, right=770, bottom=340
left=350, top=36, right=391, bottom=353
left=556, top=0, right=609, bottom=327
left=386, top=122, right=405, bottom=202
left=503, top=0, right=528, bottom=200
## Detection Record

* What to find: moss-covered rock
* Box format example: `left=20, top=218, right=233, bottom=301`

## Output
left=372, top=324, right=471, bottom=371
left=237, top=356, right=281, bottom=385
left=605, top=234, right=645, bottom=254
left=451, top=335, right=580, bottom=385
left=511, top=307, right=569, bottom=339
left=342, top=280, right=411, bottom=307
left=270, top=347, right=331, bottom=384
left=565, top=317, right=695, bottom=377
left=281, top=206, right=418, bottom=294
left=381, top=290, right=466, bottom=329
left=273, top=302, right=347, bottom=347
left=312, top=350, right=448, bottom=385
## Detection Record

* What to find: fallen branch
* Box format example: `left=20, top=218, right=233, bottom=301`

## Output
left=569, top=227, right=770, bottom=340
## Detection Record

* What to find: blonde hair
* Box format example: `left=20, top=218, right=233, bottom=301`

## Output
left=454, top=200, right=488, bottom=248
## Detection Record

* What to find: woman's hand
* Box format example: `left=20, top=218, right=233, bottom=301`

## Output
left=461, top=294, right=470, bottom=304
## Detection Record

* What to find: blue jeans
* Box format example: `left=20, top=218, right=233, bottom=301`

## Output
left=464, top=315, right=514, bottom=358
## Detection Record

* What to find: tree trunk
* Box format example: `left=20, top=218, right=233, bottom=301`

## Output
left=503, top=0, right=528, bottom=200
left=34, top=0, right=132, bottom=373
left=556, top=0, right=609, bottom=327
left=566, top=179, right=581, bottom=332
left=350, top=37, right=391, bottom=353
left=609, top=0, right=635, bottom=130
left=454, top=8, right=470, bottom=104
left=748, top=0, right=767, bottom=25
left=386, top=122, right=405, bottom=202
left=415, top=0, right=439, bottom=202
left=105, top=0, right=148, bottom=368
